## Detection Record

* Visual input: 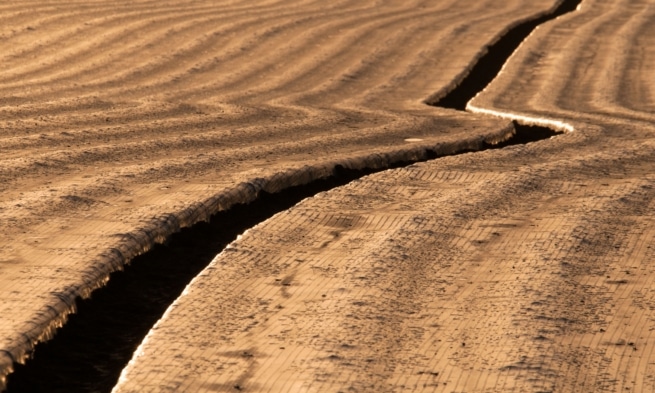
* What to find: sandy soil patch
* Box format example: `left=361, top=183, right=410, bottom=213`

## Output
left=0, top=0, right=563, bottom=388
left=113, top=0, right=655, bottom=391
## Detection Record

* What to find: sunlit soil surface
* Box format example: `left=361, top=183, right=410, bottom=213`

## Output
left=111, top=0, right=655, bottom=392
left=4, top=123, right=561, bottom=393
left=0, top=0, right=564, bottom=389
left=4, top=0, right=655, bottom=391
left=114, top=130, right=655, bottom=392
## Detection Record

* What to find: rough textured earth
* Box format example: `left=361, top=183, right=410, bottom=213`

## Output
left=2, top=0, right=654, bottom=392
left=112, top=0, right=655, bottom=392
left=0, top=0, right=561, bottom=388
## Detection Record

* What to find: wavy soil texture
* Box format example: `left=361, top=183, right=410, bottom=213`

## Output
left=111, top=0, right=655, bottom=392
left=1, top=0, right=654, bottom=392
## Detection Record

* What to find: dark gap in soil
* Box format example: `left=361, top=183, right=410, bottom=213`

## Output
left=434, top=0, right=582, bottom=110
left=4, top=120, right=559, bottom=393
left=5, top=172, right=367, bottom=393
left=5, top=0, right=577, bottom=390
left=489, top=121, right=560, bottom=149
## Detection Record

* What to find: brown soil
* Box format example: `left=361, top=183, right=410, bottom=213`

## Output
left=3, top=0, right=655, bottom=392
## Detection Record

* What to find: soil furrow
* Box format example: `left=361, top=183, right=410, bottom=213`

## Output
left=0, top=1, right=591, bottom=391
left=4, top=121, right=560, bottom=393
left=433, top=0, right=582, bottom=110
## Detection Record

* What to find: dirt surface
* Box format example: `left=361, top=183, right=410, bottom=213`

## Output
left=111, top=0, right=655, bottom=392
left=115, top=132, right=655, bottom=392
left=0, top=0, right=568, bottom=388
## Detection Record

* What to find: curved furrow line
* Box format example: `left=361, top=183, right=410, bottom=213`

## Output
left=0, top=101, right=345, bottom=156
left=105, top=136, right=655, bottom=392
left=471, top=0, right=655, bottom=132
left=295, top=1, right=578, bottom=113
left=0, top=107, right=364, bottom=155
left=0, top=114, right=219, bottom=153
left=0, top=0, right=333, bottom=84
left=0, top=0, right=581, bottom=391
left=0, top=113, right=340, bottom=170
left=0, top=99, right=395, bottom=157
left=0, top=111, right=500, bottom=193
left=0, top=2, right=372, bottom=100
left=287, top=7, right=523, bottom=110
left=622, top=15, right=655, bottom=113
left=215, top=6, right=479, bottom=106
left=0, top=105, right=167, bottom=136
left=108, top=3, right=437, bottom=103
left=0, top=4, right=205, bottom=73
left=545, top=0, right=644, bottom=114
left=0, top=99, right=237, bottom=126
left=0, top=8, right=266, bottom=86
left=591, top=4, right=655, bottom=114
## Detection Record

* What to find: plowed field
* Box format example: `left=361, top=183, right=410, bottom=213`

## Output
left=2, top=0, right=655, bottom=392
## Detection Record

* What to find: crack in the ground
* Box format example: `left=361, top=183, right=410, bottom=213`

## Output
left=4, top=1, right=582, bottom=392
left=433, top=0, right=582, bottom=111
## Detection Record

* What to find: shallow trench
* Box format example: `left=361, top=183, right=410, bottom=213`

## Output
left=433, top=0, right=581, bottom=110
left=4, top=124, right=557, bottom=393
left=4, top=0, right=581, bottom=391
